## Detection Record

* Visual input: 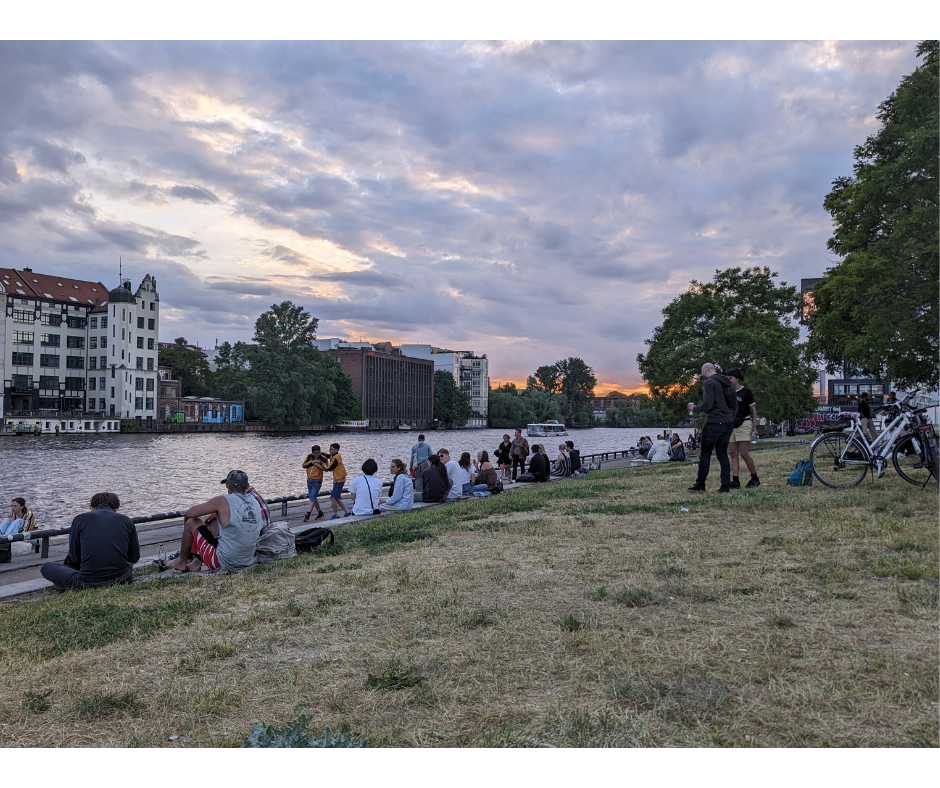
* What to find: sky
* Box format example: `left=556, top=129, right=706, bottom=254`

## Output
left=0, top=38, right=922, bottom=392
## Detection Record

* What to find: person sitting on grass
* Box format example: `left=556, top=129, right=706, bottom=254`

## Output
left=349, top=459, right=384, bottom=516
left=39, top=492, right=139, bottom=590
left=638, top=436, right=653, bottom=457
left=669, top=433, right=686, bottom=462
left=379, top=459, right=414, bottom=512
left=472, top=451, right=499, bottom=488
left=165, top=470, right=263, bottom=573
left=566, top=440, right=586, bottom=476
left=527, top=444, right=550, bottom=482
left=437, top=449, right=463, bottom=500
left=420, top=454, right=450, bottom=503
left=550, top=443, right=570, bottom=477
left=647, top=435, right=671, bottom=463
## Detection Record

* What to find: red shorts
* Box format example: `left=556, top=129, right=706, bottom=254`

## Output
left=191, top=527, right=221, bottom=570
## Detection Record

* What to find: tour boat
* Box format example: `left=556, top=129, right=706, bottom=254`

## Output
left=527, top=421, right=568, bottom=438
left=335, top=419, right=370, bottom=430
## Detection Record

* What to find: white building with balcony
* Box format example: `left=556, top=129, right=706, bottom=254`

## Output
left=1, top=268, right=160, bottom=431
left=397, top=344, right=489, bottom=424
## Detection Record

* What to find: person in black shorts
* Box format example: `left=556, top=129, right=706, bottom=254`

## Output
left=726, top=368, right=759, bottom=489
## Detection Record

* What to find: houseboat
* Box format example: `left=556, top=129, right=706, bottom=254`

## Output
left=527, top=421, right=568, bottom=438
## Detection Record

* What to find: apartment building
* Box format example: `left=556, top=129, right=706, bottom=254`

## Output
left=1, top=268, right=160, bottom=428
left=397, top=344, right=489, bottom=423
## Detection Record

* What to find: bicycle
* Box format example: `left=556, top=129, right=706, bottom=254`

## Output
left=809, top=388, right=939, bottom=489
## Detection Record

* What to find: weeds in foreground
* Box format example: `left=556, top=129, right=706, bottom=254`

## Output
left=241, top=715, right=367, bottom=748
left=70, top=691, right=139, bottom=719
left=366, top=668, right=426, bottom=691
left=21, top=690, right=53, bottom=713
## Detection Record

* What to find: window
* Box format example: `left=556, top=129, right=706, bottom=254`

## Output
left=150, top=302, right=155, bottom=311
left=89, top=378, right=97, bottom=391
left=66, top=316, right=86, bottom=329
left=12, top=309, right=33, bottom=323
left=66, top=356, right=84, bottom=369
left=99, top=377, right=105, bottom=390
left=135, top=378, right=144, bottom=391
left=100, top=336, right=107, bottom=348
left=87, top=400, right=95, bottom=412
left=64, top=377, right=85, bottom=391
left=147, top=338, right=154, bottom=350
left=121, top=328, right=125, bottom=340
left=89, top=337, right=97, bottom=349
left=90, top=317, right=98, bottom=329
left=148, top=318, right=155, bottom=330
left=146, top=398, right=154, bottom=410
left=12, top=352, right=34, bottom=366
left=40, top=333, right=60, bottom=346
left=135, top=397, right=144, bottom=410
left=100, top=398, right=106, bottom=410
left=109, top=404, right=115, bottom=416
left=99, top=356, right=106, bottom=369
left=136, top=357, right=144, bottom=369
left=88, top=357, right=97, bottom=370
left=41, top=312, right=60, bottom=326
left=100, top=317, right=108, bottom=329
left=122, top=309, right=126, bottom=321
left=137, top=317, right=144, bottom=329
left=39, top=375, right=59, bottom=389
left=38, top=397, right=58, bottom=409
left=111, top=387, right=115, bottom=398
left=147, top=357, right=154, bottom=370
left=67, top=336, right=84, bottom=349
left=11, top=374, right=33, bottom=391
left=146, top=378, right=155, bottom=391
left=136, top=336, right=144, bottom=348
left=13, top=331, right=34, bottom=344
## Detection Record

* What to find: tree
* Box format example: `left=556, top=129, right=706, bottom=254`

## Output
left=556, top=357, right=597, bottom=426
left=488, top=384, right=536, bottom=429
left=158, top=337, right=212, bottom=396
left=637, top=266, right=818, bottom=423
left=433, top=370, right=472, bottom=428
left=211, top=341, right=252, bottom=404
left=808, top=41, right=939, bottom=389
left=246, top=302, right=360, bottom=429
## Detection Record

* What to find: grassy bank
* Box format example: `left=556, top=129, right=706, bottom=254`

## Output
left=1, top=445, right=937, bottom=747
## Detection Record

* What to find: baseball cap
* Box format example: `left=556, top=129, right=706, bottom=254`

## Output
left=220, top=470, right=249, bottom=488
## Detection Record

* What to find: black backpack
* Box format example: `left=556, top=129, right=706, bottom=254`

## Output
left=713, top=374, right=738, bottom=412
left=294, top=527, right=334, bottom=553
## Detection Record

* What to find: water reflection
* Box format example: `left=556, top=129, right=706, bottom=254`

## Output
left=0, top=427, right=667, bottom=528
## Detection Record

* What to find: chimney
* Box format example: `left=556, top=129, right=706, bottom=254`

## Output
left=22, top=267, right=32, bottom=272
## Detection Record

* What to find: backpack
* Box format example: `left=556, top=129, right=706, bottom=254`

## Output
left=713, top=374, right=738, bottom=413
left=294, top=527, right=334, bottom=553
left=787, top=459, right=813, bottom=486
left=254, top=521, right=297, bottom=563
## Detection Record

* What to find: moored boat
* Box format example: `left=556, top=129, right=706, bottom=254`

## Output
left=527, top=421, right=568, bottom=438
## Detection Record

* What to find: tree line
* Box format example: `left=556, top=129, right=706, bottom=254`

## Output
left=158, top=301, right=362, bottom=430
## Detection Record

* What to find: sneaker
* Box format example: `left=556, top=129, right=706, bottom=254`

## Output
left=745, top=476, right=761, bottom=488
left=303, top=512, right=311, bottom=523
left=687, top=485, right=706, bottom=493
left=330, top=515, right=340, bottom=521
left=344, top=511, right=353, bottom=517
left=315, top=511, right=325, bottom=521
left=729, top=480, right=741, bottom=489
left=717, top=486, right=731, bottom=493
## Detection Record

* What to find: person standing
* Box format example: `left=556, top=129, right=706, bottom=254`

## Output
left=409, top=434, right=435, bottom=496
left=726, top=368, right=760, bottom=489
left=40, top=492, right=140, bottom=589
left=686, top=363, right=735, bottom=493
left=494, top=434, right=513, bottom=481
left=858, top=392, right=877, bottom=443
left=322, top=443, right=351, bottom=520
left=510, top=428, right=530, bottom=482
left=302, top=445, right=327, bottom=523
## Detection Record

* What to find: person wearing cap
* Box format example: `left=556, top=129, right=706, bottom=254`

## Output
left=165, top=470, right=263, bottom=573
left=218, top=475, right=270, bottom=534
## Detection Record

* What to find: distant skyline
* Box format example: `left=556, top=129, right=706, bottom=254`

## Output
left=0, top=40, right=920, bottom=392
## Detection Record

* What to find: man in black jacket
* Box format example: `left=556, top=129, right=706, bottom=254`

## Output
left=528, top=444, right=550, bottom=482
left=40, top=492, right=140, bottom=590
left=687, top=363, right=735, bottom=493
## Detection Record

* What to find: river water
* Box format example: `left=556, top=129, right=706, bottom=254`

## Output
left=0, top=427, right=673, bottom=528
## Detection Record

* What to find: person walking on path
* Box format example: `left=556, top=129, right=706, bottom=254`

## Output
left=165, top=470, right=263, bottom=573
left=510, top=428, right=530, bottom=482
left=322, top=443, right=351, bottom=520
left=302, top=445, right=327, bottom=523
left=40, top=492, right=140, bottom=589
left=687, top=363, right=735, bottom=493
left=409, top=434, right=435, bottom=496
left=726, top=368, right=760, bottom=489
left=858, top=392, right=877, bottom=443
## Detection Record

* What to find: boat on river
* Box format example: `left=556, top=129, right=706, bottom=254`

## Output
left=335, top=419, right=370, bottom=430
left=527, top=421, right=568, bottom=438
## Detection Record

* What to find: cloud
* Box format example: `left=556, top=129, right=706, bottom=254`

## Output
left=0, top=40, right=922, bottom=388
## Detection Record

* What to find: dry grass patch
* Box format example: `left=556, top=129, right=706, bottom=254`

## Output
left=0, top=445, right=936, bottom=747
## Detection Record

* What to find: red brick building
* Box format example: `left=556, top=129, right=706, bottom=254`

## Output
left=326, top=346, right=434, bottom=430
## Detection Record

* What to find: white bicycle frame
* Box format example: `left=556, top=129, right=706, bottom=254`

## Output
left=815, top=409, right=914, bottom=465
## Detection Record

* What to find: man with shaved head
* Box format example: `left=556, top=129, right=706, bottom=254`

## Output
left=686, top=363, right=736, bottom=493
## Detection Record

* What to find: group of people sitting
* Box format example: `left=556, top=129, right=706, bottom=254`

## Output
left=636, top=434, right=687, bottom=463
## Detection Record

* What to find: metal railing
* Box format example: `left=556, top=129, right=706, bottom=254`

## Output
left=1, top=492, right=317, bottom=559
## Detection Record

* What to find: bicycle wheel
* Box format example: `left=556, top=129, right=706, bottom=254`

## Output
left=810, top=433, right=869, bottom=488
left=892, top=434, right=938, bottom=487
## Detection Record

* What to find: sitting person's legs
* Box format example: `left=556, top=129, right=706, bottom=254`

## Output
left=166, top=516, right=220, bottom=572
left=40, top=561, right=82, bottom=590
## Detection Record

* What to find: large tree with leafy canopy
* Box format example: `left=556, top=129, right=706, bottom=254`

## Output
left=158, top=338, right=212, bottom=397
left=637, top=267, right=818, bottom=424
left=807, top=41, right=939, bottom=389
left=433, top=369, right=472, bottom=428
